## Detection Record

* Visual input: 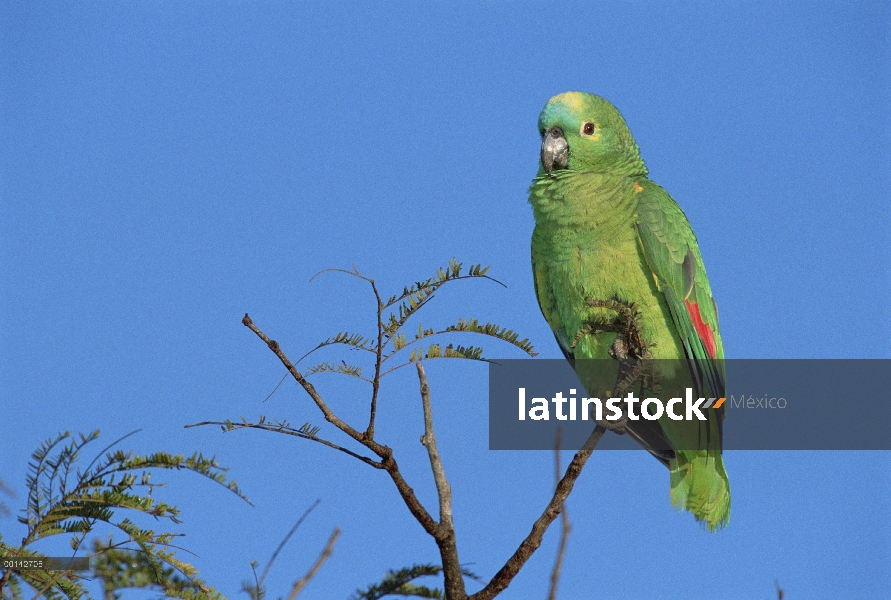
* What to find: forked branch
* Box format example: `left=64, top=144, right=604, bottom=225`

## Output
left=417, top=363, right=465, bottom=599
left=210, top=266, right=626, bottom=600
left=237, top=314, right=443, bottom=542
left=468, top=425, right=606, bottom=600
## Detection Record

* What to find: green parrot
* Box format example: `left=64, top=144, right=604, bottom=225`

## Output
left=530, top=91, right=730, bottom=530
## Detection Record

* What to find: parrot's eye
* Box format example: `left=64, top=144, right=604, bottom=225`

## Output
left=580, top=122, right=597, bottom=136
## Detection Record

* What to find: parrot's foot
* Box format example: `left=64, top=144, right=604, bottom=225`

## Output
left=596, top=414, right=628, bottom=434
left=584, top=297, right=650, bottom=359
left=609, top=334, right=631, bottom=362
left=608, top=335, right=651, bottom=397
left=609, top=333, right=652, bottom=363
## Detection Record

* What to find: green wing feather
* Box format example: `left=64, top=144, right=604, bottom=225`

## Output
left=634, top=180, right=731, bottom=531
left=634, top=181, right=725, bottom=385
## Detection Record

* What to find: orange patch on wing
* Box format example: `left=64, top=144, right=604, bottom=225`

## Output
left=633, top=182, right=644, bottom=193
left=684, top=299, right=717, bottom=359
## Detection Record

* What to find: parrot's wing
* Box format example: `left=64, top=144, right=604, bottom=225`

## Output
left=634, top=181, right=726, bottom=400
left=635, top=182, right=731, bottom=531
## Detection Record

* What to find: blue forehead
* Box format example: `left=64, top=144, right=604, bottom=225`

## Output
left=538, top=92, right=588, bottom=131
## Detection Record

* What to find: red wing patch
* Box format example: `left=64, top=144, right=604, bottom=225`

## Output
left=684, top=299, right=717, bottom=359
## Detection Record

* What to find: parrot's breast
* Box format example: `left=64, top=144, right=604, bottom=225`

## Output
left=530, top=172, right=684, bottom=360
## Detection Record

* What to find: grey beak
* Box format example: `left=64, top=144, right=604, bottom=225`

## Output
left=541, top=126, right=568, bottom=175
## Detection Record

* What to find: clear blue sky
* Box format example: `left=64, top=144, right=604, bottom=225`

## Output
left=2, top=2, right=889, bottom=599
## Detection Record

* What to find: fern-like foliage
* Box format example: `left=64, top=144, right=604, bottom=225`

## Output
left=217, top=415, right=320, bottom=437
left=298, top=422, right=321, bottom=438
left=91, top=538, right=218, bottom=600
left=305, top=361, right=368, bottom=381
left=299, top=332, right=377, bottom=362
left=350, top=564, right=481, bottom=600
left=383, top=319, right=535, bottom=363
left=0, top=479, right=13, bottom=517
left=240, top=573, right=266, bottom=600
left=0, top=430, right=247, bottom=600
left=350, top=564, right=443, bottom=600
left=0, top=544, right=84, bottom=600
left=301, top=260, right=535, bottom=387
left=408, top=343, right=484, bottom=363
left=381, top=259, right=488, bottom=309
left=380, top=259, right=491, bottom=340
left=443, top=318, right=535, bottom=355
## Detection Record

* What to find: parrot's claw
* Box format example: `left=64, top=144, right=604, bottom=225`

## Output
left=596, top=414, right=628, bottom=435
left=609, top=334, right=631, bottom=362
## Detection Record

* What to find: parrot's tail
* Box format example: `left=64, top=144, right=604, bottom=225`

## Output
left=670, top=450, right=731, bottom=532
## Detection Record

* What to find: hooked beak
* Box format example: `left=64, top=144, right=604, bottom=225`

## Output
left=540, top=126, right=568, bottom=175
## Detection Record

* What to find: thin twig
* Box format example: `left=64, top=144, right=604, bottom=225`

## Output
left=262, top=372, right=290, bottom=402
left=547, top=428, right=571, bottom=600
left=309, top=266, right=373, bottom=284
left=367, top=277, right=384, bottom=439
left=249, top=561, right=260, bottom=600
left=287, top=528, right=341, bottom=600
left=184, top=421, right=383, bottom=469
left=241, top=314, right=369, bottom=445
left=417, top=363, right=465, bottom=599
left=240, top=314, right=442, bottom=541
left=258, top=500, right=321, bottom=588
left=310, top=266, right=507, bottom=290
left=379, top=356, right=493, bottom=378
left=83, top=429, right=142, bottom=474
left=469, top=425, right=606, bottom=600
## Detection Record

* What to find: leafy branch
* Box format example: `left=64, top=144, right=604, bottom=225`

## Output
left=351, top=564, right=482, bottom=600
left=0, top=430, right=249, bottom=600
left=187, top=261, right=603, bottom=600
left=0, top=479, right=15, bottom=518
left=296, top=260, right=535, bottom=440
left=92, top=538, right=210, bottom=600
left=301, top=260, right=533, bottom=367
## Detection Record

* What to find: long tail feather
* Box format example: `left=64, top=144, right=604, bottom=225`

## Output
left=670, top=450, right=731, bottom=531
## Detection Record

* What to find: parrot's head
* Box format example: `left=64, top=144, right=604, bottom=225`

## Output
left=537, top=92, right=647, bottom=177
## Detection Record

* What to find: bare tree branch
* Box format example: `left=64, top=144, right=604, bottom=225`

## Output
left=417, top=362, right=465, bottom=599
left=234, top=262, right=596, bottom=600
left=241, top=314, right=369, bottom=446
left=417, top=363, right=452, bottom=528
left=287, top=528, right=341, bottom=600
left=547, top=428, right=571, bottom=600
left=469, top=425, right=606, bottom=600
left=240, top=314, right=443, bottom=542
left=367, top=278, right=384, bottom=440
